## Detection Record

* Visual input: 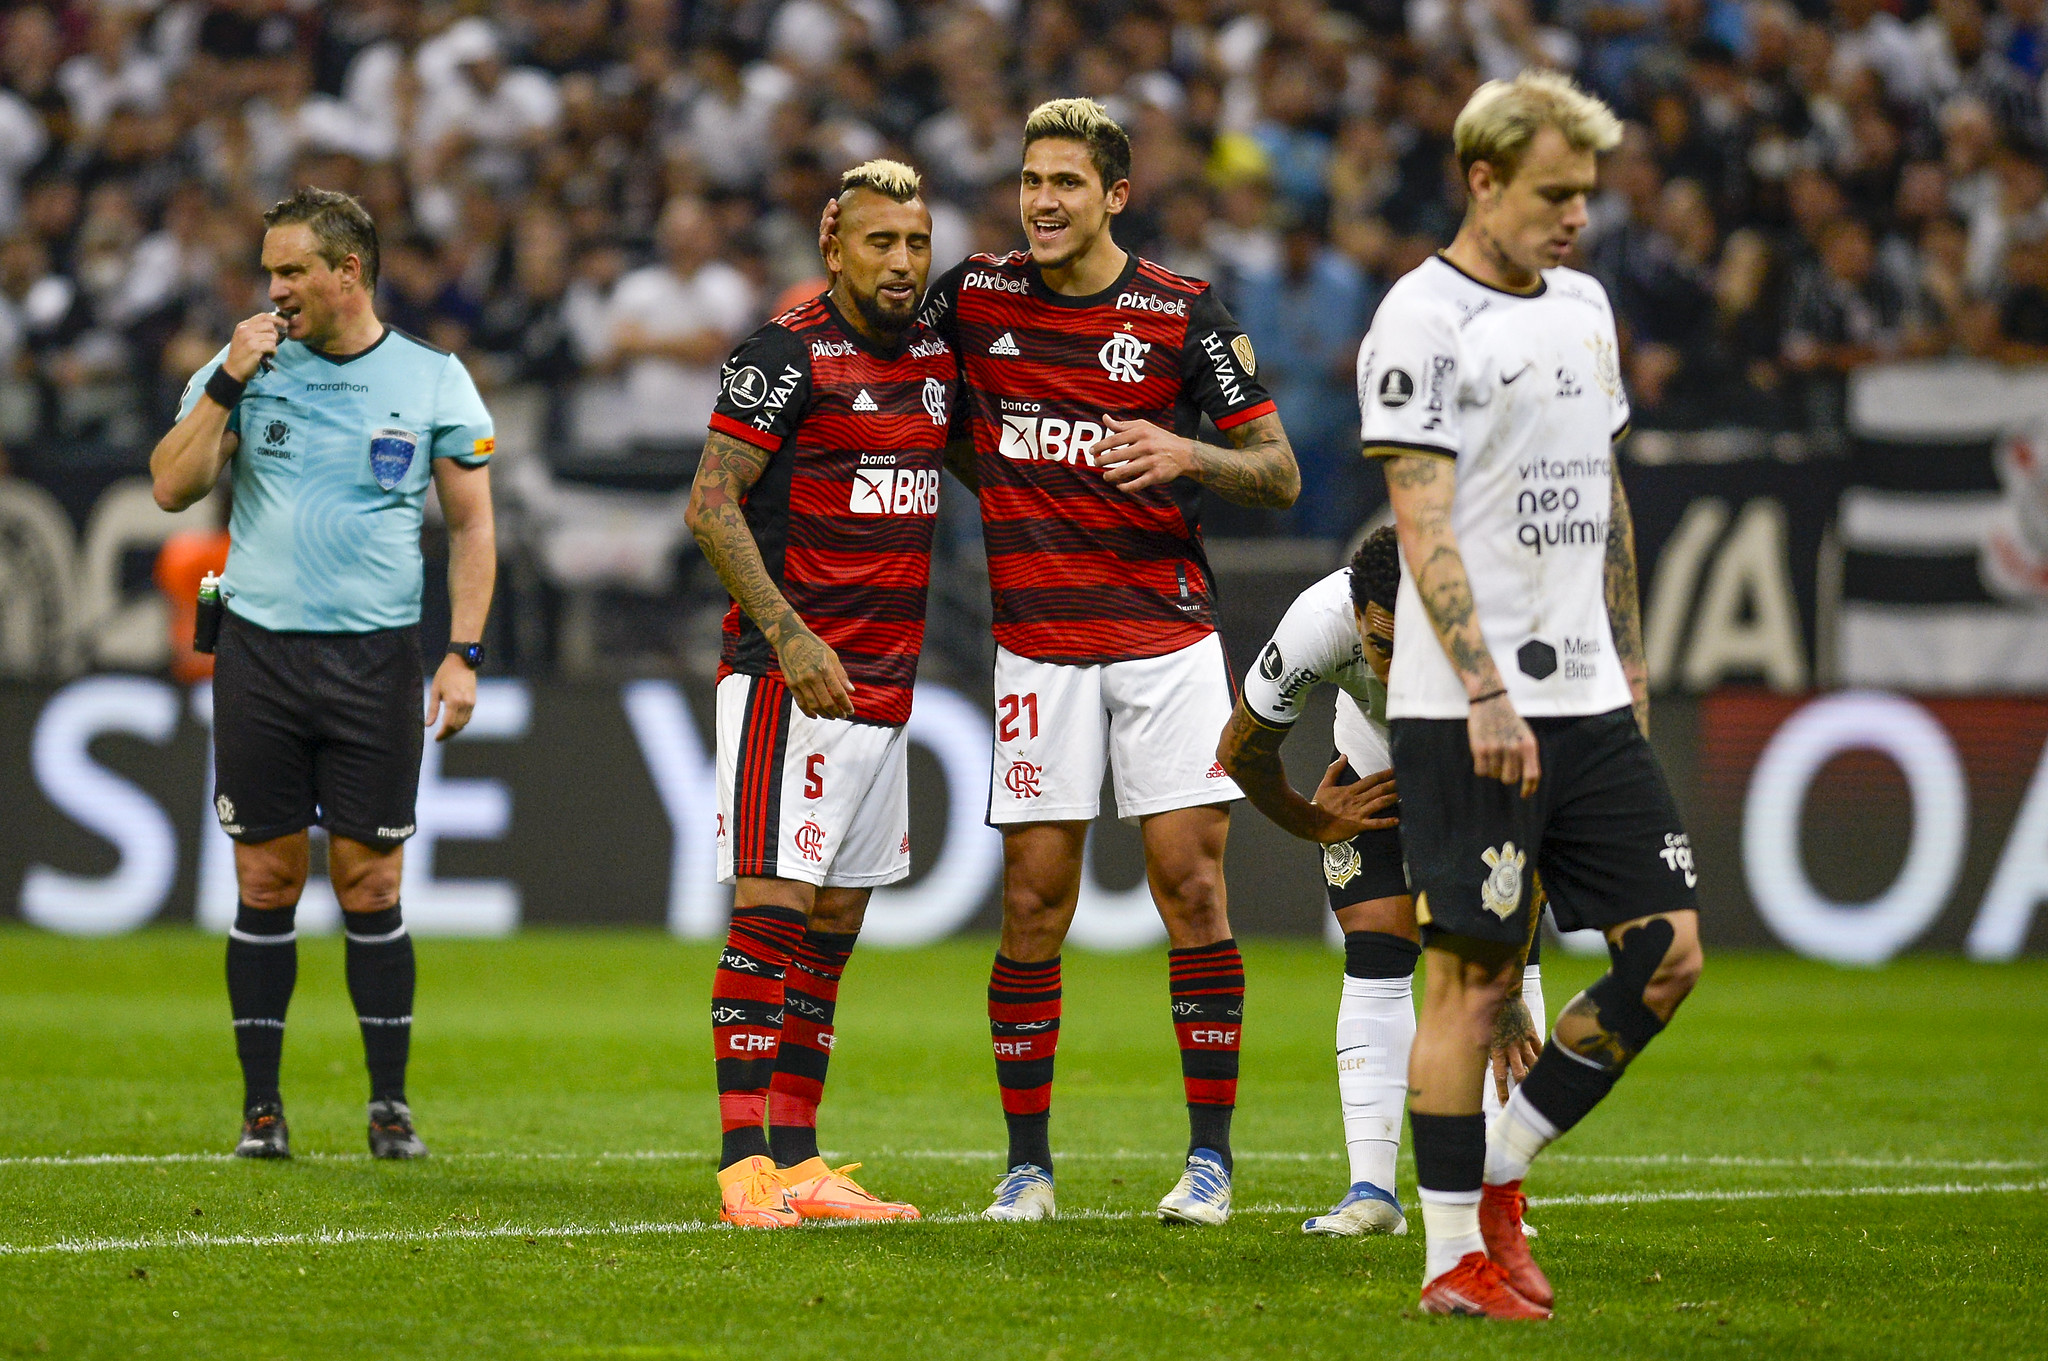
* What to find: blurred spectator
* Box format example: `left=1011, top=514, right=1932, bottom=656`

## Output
left=600, top=195, right=755, bottom=453
left=1783, top=216, right=1935, bottom=424
left=1234, top=218, right=1374, bottom=536
left=0, top=0, right=2037, bottom=554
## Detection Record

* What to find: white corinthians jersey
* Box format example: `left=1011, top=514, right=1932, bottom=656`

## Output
left=1359, top=255, right=1634, bottom=720
left=1243, top=567, right=1390, bottom=775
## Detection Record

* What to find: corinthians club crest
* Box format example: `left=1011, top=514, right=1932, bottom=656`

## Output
left=1323, top=839, right=1362, bottom=888
left=1479, top=841, right=1526, bottom=919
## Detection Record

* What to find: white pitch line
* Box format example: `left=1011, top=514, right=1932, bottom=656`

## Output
left=1, top=1182, right=2041, bottom=1257
left=1528, top=1179, right=2048, bottom=1208
left=1545, top=1154, right=2044, bottom=1172
left=5, top=1148, right=2041, bottom=1171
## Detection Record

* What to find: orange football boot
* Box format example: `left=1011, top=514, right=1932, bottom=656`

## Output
left=778, top=1159, right=921, bottom=1221
left=1479, top=1180, right=1554, bottom=1307
left=718, top=1155, right=802, bottom=1228
left=1419, top=1251, right=1552, bottom=1319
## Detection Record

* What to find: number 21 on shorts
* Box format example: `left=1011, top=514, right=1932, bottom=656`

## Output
left=996, top=693, right=1039, bottom=742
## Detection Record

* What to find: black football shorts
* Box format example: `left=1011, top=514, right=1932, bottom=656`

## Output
left=1390, top=706, right=1697, bottom=946
left=1320, top=757, right=1411, bottom=911
left=210, top=609, right=424, bottom=848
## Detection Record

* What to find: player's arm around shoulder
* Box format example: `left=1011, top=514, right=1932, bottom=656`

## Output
left=150, top=314, right=282, bottom=511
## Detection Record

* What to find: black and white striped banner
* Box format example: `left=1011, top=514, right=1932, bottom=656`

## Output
left=1843, top=363, right=2048, bottom=690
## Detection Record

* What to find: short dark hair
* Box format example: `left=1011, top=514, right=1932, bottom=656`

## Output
left=1349, top=525, right=1401, bottom=615
left=1023, top=98, right=1132, bottom=191
left=263, top=186, right=379, bottom=290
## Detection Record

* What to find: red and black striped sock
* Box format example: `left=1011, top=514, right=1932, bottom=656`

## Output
left=712, top=904, right=807, bottom=1168
left=989, top=953, right=1060, bottom=1173
left=1170, top=938, right=1244, bottom=1171
left=768, top=927, right=858, bottom=1167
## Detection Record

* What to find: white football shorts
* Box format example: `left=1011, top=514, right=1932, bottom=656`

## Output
left=715, top=672, right=911, bottom=888
left=987, top=633, right=1245, bottom=825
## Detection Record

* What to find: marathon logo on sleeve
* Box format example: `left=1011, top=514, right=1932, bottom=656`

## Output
left=472, top=436, right=494, bottom=459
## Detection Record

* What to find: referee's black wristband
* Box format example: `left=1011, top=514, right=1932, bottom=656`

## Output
left=204, top=366, right=247, bottom=409
left=1469, top=687, right=1507, bottom=704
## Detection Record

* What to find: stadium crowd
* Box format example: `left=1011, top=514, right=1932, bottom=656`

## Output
left=2, top=0, right=2047, bottom=537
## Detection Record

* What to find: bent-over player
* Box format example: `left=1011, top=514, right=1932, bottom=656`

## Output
left=150, top=187, right=496, bottom=1161
left=685, top=160, right=954, bottom=1228
left=1218, top=527, right=1544, bottom=1239
left=1365, top=72, right=1703, bottom=1318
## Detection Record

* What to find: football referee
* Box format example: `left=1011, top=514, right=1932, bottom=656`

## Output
left=149, top=187, right=497, bottom=1161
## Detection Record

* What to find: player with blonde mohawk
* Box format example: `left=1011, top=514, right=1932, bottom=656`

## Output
left=688, top=158, right=956, bottom=1228
left=1362, top=71, right=1704, bottom=1317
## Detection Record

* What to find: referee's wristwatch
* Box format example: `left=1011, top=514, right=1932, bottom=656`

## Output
left=448, top=641, right=486, bottom=669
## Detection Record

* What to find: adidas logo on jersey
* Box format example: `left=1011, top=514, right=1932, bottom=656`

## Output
left=988, top=332, right=1021, bottom=357
left=852, top=389, right=879, bottom=411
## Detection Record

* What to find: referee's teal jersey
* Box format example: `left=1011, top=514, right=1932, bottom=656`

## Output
left=178, top=327, right=494, bottom=633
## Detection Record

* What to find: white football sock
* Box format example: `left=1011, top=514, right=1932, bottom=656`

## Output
left=1482, top=964, right=1548, bottom=1125
left=1485, top=1086, right=1561, bottom=1185
left=1419, top=1188, right=1484, bottom=1281
left=1336, top=974, right=1415, bottom=1192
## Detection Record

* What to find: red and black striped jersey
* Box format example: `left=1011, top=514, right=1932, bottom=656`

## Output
left=706, top=294, right=957, bottom=726
left=918, top=250, right=1275, bottom=664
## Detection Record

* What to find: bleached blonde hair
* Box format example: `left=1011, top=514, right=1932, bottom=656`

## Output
left=1453, top=71, right=1622, bottom=182
left=1022, top=97, right=1131, bottom=188
left=840, top=159, right=923, bottom=202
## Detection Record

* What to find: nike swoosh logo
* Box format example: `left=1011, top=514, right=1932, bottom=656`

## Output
left=1502, top=364, right=1533, bottom=385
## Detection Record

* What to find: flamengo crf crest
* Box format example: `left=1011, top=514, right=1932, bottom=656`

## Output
left=1099, top=332, right=1151, bottom=382
left=1480, top=841, right=1526, bottom=919
left=922, top=376, right=947, bottom=425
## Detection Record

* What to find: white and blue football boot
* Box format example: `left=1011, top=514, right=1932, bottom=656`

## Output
left=983, top=1164, right=1056, bottom=1221
left=1156, top=1149, right=1232, bottom=1226
left=1302, top=1181, right=1407, bottom=1237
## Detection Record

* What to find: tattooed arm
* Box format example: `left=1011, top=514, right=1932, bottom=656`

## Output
left=1090, top=410, right=1301, bottom=509
left=684, top=430, right=855, bottom=719
left=1216, top=698, right=1398, bottom=843
left=1380, top=452, right=1541, bottom=796
left=1606, top=457, right=1650, bottom=737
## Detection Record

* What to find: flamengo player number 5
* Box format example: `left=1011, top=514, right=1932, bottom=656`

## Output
left=997, top=693, right=1040, bottom=742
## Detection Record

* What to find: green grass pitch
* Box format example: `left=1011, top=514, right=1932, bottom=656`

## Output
left=0, top=928, right=2042, bottom=1360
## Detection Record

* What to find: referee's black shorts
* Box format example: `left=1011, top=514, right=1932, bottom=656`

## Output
left=1390, top=706, right=1697, bottom=947
left=210, top=609, right=423, bottom=848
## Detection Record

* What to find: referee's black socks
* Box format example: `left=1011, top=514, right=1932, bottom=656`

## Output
left=227, top=902, right=297, bottom=1111
left=344, top=904, right=415, bottom=1105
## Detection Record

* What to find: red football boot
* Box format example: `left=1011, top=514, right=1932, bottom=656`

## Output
left=1418, top=1251, right=1551, bottom=1319
left=1480, top=1180, right=1553, bottom=1308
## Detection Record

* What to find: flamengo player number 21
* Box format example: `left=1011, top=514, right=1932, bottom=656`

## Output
left=996, top=692, right=1039, bottom=742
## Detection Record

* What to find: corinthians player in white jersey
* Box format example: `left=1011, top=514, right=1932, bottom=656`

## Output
left=1364, top=72, right=1703, bottom=1319
left=1219, top=527, right=1545, bottom=1240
